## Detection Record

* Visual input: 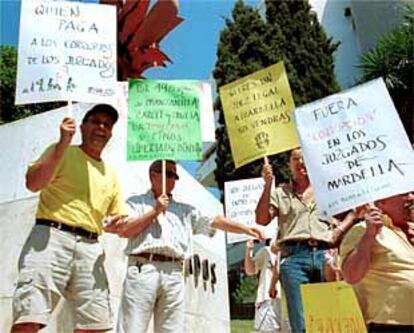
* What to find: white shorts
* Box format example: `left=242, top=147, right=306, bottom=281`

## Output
left=12, top=224, right=112, bottom=331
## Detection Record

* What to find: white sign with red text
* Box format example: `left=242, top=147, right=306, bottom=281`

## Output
left=294, top=78, right=414, bottom=217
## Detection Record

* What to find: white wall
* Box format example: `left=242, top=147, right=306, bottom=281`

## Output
left=310, top=0, right=362, bottom=88
left=351, top=0, right=409, bottom=53
left=311, top=0, right=408, bottom=89
left=0, top=104, right=230, bottom=332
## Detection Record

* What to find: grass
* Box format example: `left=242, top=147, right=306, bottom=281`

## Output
left=230, top=319, right=254, bottom=333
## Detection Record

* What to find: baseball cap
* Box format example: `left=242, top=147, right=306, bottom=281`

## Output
left=82, top=104, right=119, bottom=124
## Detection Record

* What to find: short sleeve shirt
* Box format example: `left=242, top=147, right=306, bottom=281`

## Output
left=340, top=222, right=414, bottom=325
left=270, top=184, right=333, bottom=244
left=35, top=145, right=126, bottom=234
left=125, top=191, right=215, bottom=259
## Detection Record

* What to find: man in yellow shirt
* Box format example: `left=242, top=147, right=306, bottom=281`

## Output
left=11, top=104, right=126, bottom=333
left=341, top=192, right=414, bottom=332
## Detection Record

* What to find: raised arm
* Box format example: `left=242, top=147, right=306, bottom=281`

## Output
left=256, top=163, right=278, bottom=225
left=244, top=240, right=256, bottom=276
left=26, top=117, right=75, bottom=192
left=342, top=208, right=383, bottom=284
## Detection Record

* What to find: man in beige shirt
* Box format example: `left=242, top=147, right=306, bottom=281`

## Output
left=256, top=148, right=353, bottom=332
left=341, top=192, right=414, bottom=332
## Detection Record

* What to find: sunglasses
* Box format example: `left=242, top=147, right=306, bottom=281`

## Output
left=153, top=170, right=179, bottom=180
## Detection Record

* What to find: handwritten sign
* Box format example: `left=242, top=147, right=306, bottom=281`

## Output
left=301, top=282, right=367, bottom=333
left=224, top=178, right=277, bottom=244
left=127, top=79, right=202, bottom=161
left=15, top=0, right=117, bottom=105
left=219, top=62, right=298, bottom=168
left=294, top=78, right=414, bottom=217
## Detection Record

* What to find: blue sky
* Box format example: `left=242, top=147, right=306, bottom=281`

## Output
left=1, top=0, right=259, bottom=80
left=0, top=0, right=258, bottom=179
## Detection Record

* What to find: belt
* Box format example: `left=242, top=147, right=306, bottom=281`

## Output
left=36, top=219, right=98, bottom=240
left=282, top=239, right=330, bottom=248
left=132, top=252, right=183, bottom=264
left=368, top=323, right=414, bottom=332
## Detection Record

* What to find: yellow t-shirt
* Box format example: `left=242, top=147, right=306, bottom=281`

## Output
left=340, top=222, right=414, bottom=325
left=34, top=145, right=126, bottom=234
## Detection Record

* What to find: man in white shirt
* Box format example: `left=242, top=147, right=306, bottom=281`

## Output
left=108, top=160, right=265, bottom=333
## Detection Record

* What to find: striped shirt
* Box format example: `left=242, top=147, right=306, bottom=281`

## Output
left=125, top=190, right=215, bottom=259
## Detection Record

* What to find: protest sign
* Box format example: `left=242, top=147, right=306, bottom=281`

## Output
left=15, top=0, right=117, bottom=105
left=219, top=62, right=298, bottom=168
left=224, top=177, right=277, bottom=244
left=301, top=282, right=367, bottom=333
left=127, top=79, right=202, bottom=161
left=294, top=78, right=414, bottom=218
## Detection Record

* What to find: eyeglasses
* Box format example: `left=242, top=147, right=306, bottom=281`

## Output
left=166, top=171, right=179, bottom=180
left=153, top=170, right=179, bottom=180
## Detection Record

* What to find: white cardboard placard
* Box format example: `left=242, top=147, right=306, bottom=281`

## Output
left=16, top=0, right=117, bottom=105
left=294, top=78, right=414, bottom=217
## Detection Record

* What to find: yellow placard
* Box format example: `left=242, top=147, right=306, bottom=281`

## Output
left=219, top=62, right=299, bottom=168
left=301, top=282, right=367, bottom=333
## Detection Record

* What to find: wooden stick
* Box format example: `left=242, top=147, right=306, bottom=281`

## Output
left=335, top=252, right=341, bottom=281
left=67, top=100, right=73, bottom=118
left=162, top=159, right=166, bottom=195
left=264, top=156, right=269, bottom=165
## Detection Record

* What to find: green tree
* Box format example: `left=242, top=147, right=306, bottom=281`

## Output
left=358, top=4, right=414, bottom=142
left=213, top=0, right=291, bottom=201
left=265, top=0, right=340, bottom=105
left=0, top=46, right=64, bottom=124
left=231, top=275, right=257, bottom=304
left=213, top=0, right=340, bottom=199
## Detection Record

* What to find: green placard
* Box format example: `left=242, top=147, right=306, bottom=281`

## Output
left=127, top=79, right=202, bottom=161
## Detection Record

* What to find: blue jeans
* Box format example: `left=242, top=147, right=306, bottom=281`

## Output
left=279, top=244, right=326, bottom=333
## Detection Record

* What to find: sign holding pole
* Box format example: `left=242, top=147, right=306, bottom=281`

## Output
left=294, top=78, right=414, bottom=217
left=15, top=0, right=117, bottom=105
left=219, top=62, right=298, bottom=168
left=162, top=160, right=166, bottom=195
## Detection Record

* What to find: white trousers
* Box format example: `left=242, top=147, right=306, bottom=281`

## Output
left=117, top=257, right=184, bottom=333
left=255, top=299, right=281, bottom=333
